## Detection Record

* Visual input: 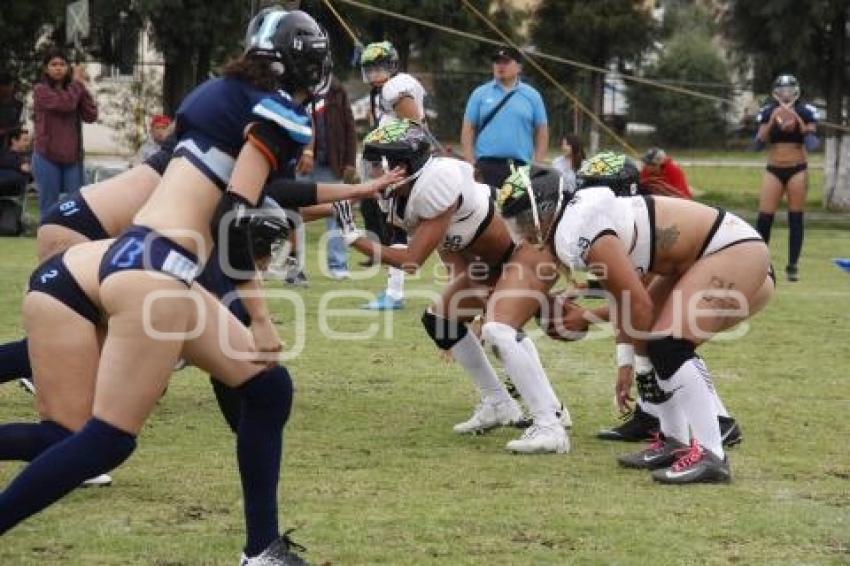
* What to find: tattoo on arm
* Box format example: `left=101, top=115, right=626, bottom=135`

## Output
left=656, top=225, right=680, bottom=251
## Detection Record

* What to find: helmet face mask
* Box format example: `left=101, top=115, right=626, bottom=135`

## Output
left=498, top=165, right=564, bottom=248
left=773, top=74, right=800, bottom=104
left=362, top=119, right=432, bottom=196
left=244, top=9, right=331, bottom=96
left=360, top=41, right=399, bottom=84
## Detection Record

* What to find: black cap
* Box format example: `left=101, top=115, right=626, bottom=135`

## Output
left=491, top=47, right=521, bottom=62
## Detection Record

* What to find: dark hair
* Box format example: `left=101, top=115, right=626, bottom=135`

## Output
left=221, top=55, right=279, bottom=92
left=41, top=47, right=71, bottom=88
left=10, top=126, right=28, bottom=140
left=563, top=135, right=585, bottom=171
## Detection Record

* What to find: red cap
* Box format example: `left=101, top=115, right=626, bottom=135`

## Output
left=150, top=114, right=171, bottom=128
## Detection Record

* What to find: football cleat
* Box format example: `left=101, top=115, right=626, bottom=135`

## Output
left=240, top=531, right=309, bottom=566
left=651, top=441, right=731, bottom=484
left=453, top=398, right=524, bottom=435
left=505, top=423, right=570, bottom=454
left=284, top=270, right=309, bottom=288
left=81, top=474, right=113, bottom=488
left=617, top=433, right=688, bottom=470
left=360, top=291, right=404, bottom=311
left=597, top=404, right=659, bottom=442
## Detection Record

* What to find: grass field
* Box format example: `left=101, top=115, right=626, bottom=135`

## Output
left=1, top=164, right=849, bottom=564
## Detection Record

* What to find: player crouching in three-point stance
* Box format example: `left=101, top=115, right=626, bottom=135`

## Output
left=333, top=119, right=570, bottom=453
left=498, top=158, right=774, bottom=483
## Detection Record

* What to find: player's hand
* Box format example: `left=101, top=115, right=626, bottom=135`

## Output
left=296, top=151, right=314, bottom=174
left=250, top=317, right=283, bottom=367
left=354, top=166, right=405, bottom=199
left=615, top=365, right=635, bottom=415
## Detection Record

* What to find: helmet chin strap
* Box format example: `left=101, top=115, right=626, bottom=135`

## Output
left=380, top=154, right=432, bottom=198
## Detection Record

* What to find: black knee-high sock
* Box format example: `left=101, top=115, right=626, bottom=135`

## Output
left=0, top=420, right=71, bottom=461
left=756, top=212, right=774, bottom=244
left=211, top=377, right=242, bottom=434
left=0, top=338, right=31, bottom=385
left=788, top=211, right=804, bottom=266
left=0, top=418, right=136, bottom=534
left=237, top=365, right=294, bottom=556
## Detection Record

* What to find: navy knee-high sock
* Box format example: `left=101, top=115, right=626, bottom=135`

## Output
left=0, top=338, right=31, bottom=385
left=788, top=211, right=804, bottom=266
left=236, top=365, right=294, bottom=556
left=0, top=417, right=136, bottom=535
left=756, top=212, right=774, bottom=244
left=211, top=376, right=242, bottom=434
left=0, top=420, right=71, bottom=461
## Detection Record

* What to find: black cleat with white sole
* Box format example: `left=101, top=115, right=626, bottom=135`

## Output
left=597, top=405, right=659, bottom=442
left=651, top=442, right=731, bottom=484
left=617, top=434, right=689, bottom=470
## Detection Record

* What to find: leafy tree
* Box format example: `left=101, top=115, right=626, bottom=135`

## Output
left=530, top=0, right=656, bottom=145
left=629, top=33, right=730, bottom=148
left=135, top=0, right=249, bottom=115
left=0, top=1, right=66, bottom=89
left=724, top=0, right=849, bottom=208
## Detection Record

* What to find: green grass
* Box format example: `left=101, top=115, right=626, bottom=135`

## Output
left=1, top=189, right=850, bottom=564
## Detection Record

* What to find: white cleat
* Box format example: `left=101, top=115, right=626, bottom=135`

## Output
left=559, top=404, right=573, bottom=430
left=506, top=423, right=570, bottom=454
left=453, top=398, right=524, bottom=435
left=81, top=474, right=113, bottom=488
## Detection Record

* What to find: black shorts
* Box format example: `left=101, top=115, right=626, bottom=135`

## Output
left=28, top=253, right=102, bottom=326
left=766, top=163, right=807, bottom=185
left=40, top=192, right=109, bottom=241
left=195, top=251, right=251, bottom=326
left=142, top=133, right=177, bottom=176
left=99, top=225, right=200, bottom=286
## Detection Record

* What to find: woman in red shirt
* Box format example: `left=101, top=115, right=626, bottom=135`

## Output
left=32, top=48, right=98, bottom=221
left=639, top=147, right=692, bottom=199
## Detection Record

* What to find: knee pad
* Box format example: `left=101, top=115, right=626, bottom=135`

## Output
left=239, top=365, right=294, bottom=426
left=79, top=417, right=137, bottom=473
left=421, top=310, right=468, bottom=351
left=647, top=336, right=696, bottom=381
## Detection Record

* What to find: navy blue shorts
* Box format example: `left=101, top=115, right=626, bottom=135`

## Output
left=28, top=253, right=102, bottom=326
left=99, top=225, right=200, bottom=287
left=40, top=192, right=110, bottom=241
left=195, top=251, right=251, bottom=326
left=143, top=134, right=177, bottom=176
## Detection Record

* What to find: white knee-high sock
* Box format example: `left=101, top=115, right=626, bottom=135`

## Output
left=482, top=322, right=561, bottom=426
left=449, top=331, right=511, bottom=404
left=662, top=357, right=723, bottom=459
left=637, top=355, right=686, bottom=442
left=386, top=243, right=406, bottom=300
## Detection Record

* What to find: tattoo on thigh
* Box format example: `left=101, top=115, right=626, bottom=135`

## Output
left=700, top=275, right=739, bottom=310
left=656, top=225, right=680, bottom=250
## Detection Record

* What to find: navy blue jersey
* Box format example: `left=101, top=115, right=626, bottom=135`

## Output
left=757, top=99, right=818, bottom=144
left=174, top=77, right=312, bottom=187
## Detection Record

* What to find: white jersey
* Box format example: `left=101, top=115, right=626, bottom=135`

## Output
left=553, top=186, right=653, bottom=274
left=391, top=157, right=493, bottom=252
left=373, top=72, right=426, bottom=125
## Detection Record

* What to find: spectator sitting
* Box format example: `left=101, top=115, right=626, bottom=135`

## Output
left=0, top=73, right=24, bottom=149
left=639, top=147, right=692, bottom=199
left=131, top=114, right=173, bottom=165
left=551, top=134, right=585, bottom=193
left=0, top=127, right=32, bottom=191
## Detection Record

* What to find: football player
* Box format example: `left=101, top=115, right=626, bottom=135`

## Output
left=358, top=41, right=428, bottom=311
left=334, top=119, right=570, bottom=454
left=498, top=158, right=774, bottom=483
left=754, top=74, right=818, bottom=282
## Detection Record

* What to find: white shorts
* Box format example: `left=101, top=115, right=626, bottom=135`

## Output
left=700, top=210, right=763, bottom=257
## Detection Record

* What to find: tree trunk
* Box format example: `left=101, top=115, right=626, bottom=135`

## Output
left=823, top=3, right=849, bottom=210
left=589, top=72, right=603, bottom=154
left=161, top=50, right=196, bottom=116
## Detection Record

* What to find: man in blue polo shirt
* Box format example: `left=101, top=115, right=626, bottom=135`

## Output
left=461, top=47, right=549, bottom=191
